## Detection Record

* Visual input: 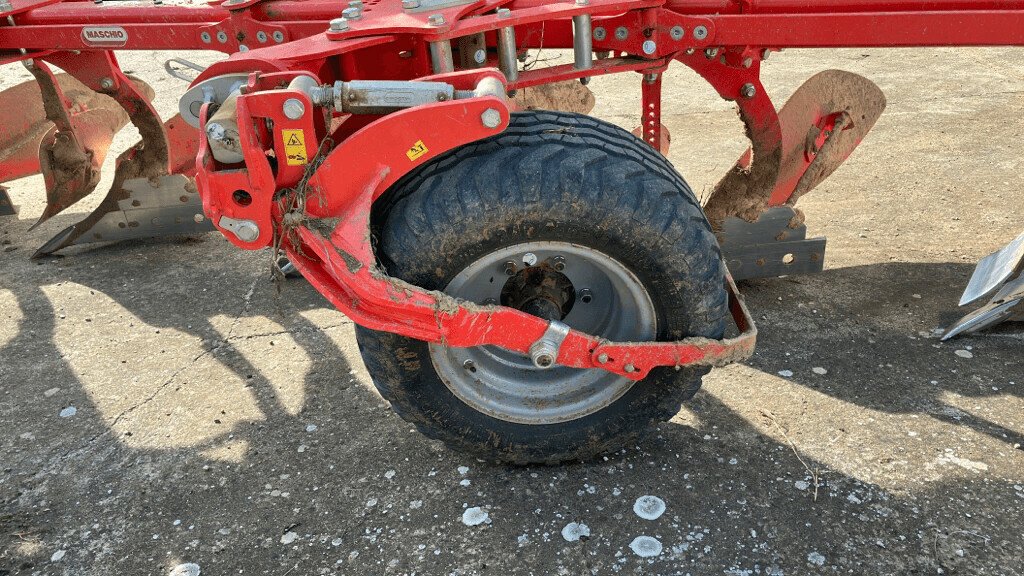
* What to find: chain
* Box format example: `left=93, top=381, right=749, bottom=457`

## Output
left=271, top=137, right=334, bottom=289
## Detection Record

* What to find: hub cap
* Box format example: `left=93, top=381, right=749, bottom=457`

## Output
left=428, top=241, right=657, bottom=425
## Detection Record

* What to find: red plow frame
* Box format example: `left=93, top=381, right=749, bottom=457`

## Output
left=2, top=0, right=1022, bottom=377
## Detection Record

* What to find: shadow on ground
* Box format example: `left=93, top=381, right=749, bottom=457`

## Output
left=1, top=230, right=1021, bottom=575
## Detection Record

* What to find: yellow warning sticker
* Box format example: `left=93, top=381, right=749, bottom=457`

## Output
left=406, top=140, right=428, bottom=162
left=282, top=129, right=307, bottom=166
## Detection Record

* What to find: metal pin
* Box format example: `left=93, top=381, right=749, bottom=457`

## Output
left=496, top=11, right=519, bottom=84
left=429, top=40, right=454, bottom=73
left=572, top=11, right=593, bottom=72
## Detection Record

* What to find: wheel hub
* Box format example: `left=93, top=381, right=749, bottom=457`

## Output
left=428, top=241, right=657, bottom=425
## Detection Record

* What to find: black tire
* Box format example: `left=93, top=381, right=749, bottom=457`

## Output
left=356, top=111, right=728, bottom=464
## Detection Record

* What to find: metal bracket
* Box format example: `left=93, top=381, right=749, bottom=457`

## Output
left=529, top=320, right=571, bottom=369
left=718, top=206, right=826, bottom=281
left=402, top=0, right=476, bottom=14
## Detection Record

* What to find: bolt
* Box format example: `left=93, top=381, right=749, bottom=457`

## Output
left=481, top=108, right=502, bottom=129
left=463, top=359, right=476, bottom=372
left=522, top=252, right=538, bottom=266
left=256, top=30, right=268, bottom=42
left=614, top=26, right=628, bottom=40
left=597, top=353, right=608, bottom=364
left=329, top=17, right=349, bottom=31
left=206, top=122, right=226, bottom=142
left=236, top=222, right=260, bottom=243
left=282, top=98, right=305, bottom=120
left=342, top=6, right=361, bottom=19
left=529, top=339, right=558, bottom=369
left=742, top=56, right=753, bottom=68
left=593, top=27, right=606, bottom=41
left=348, top=0, right=363, bottom=6
left=427, top=13, right=445, bottom=26
left=193, top=213, right=205, bottom=223
left=239, top=44, right=248, bottom=52
left=474, top=49, right=487, bottom=64
left=704, top=47, right=718, bottom=59
left=551, top=255, right=566, bottom=271
left=579, top=77, right=590, bottom=86
left=761, top=48, right=771, bottom=60
left=669, top=26, right=684, bottom=41
left=575, top=0, right=589, bottom=5
left=642, top=40, right=656, bottom=55
left=579, top=288, right=593, bottom=304
left=273, top=31, right=285, bottom=42
left=624, top=363, right=636, bottom=373
left=693, top=25, right=708, bottom=40
left=496, top=7, right=511, bottom=18
left=200, top=31, right=212, bottom=43
left=99, top=77, right=114, bottom=91
left=217, top=30, right=228, bottom=43
left=402, top=0, right=419, bottom=8
left=503, top=261, right=516, bottom=276
left=740, top=83, right=757, bottom=99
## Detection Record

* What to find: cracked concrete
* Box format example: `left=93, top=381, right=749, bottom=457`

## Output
left=1, top=47, right=1023, bottom=575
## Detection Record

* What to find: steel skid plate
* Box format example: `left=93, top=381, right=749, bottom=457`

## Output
left=943, top=231, right=1024, bottom=340
left=718, top=206, right=825, bottom=281
left=35, top=174, right=212, bottom=253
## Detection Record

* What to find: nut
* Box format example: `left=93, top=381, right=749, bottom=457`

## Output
left=481, top=108, right=502, bottom=129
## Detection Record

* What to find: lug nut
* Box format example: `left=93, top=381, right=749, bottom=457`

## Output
left=463, top=359, right=476, bottom=372
left=579, top=288, right=593, bottom=304
left=503, top=261, right=516, bottom=276
left=551, top=255, right=566, bottom=271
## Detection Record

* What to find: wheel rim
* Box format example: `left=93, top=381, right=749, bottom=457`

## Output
left=428, top=241, right=657, bottom=425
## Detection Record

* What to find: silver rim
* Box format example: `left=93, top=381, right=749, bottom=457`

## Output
left=428, top=241, right=657, bottom=425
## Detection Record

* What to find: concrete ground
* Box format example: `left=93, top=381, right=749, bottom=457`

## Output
left=1, top=45, right=1023, bottom=576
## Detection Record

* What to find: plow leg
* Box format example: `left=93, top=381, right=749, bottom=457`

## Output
left=16, top=51, right=210, bottom=257
left=678, top=49, right=885, bottom=279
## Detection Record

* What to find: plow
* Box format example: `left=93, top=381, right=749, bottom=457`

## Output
left=1, top=0, right=1022, bottom=462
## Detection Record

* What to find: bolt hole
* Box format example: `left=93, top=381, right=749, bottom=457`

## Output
left=232, top=190, right=253, bottom=207
left=581, top=293, right=593, bottom=304
left=782, top=253, right=795, bottom=265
